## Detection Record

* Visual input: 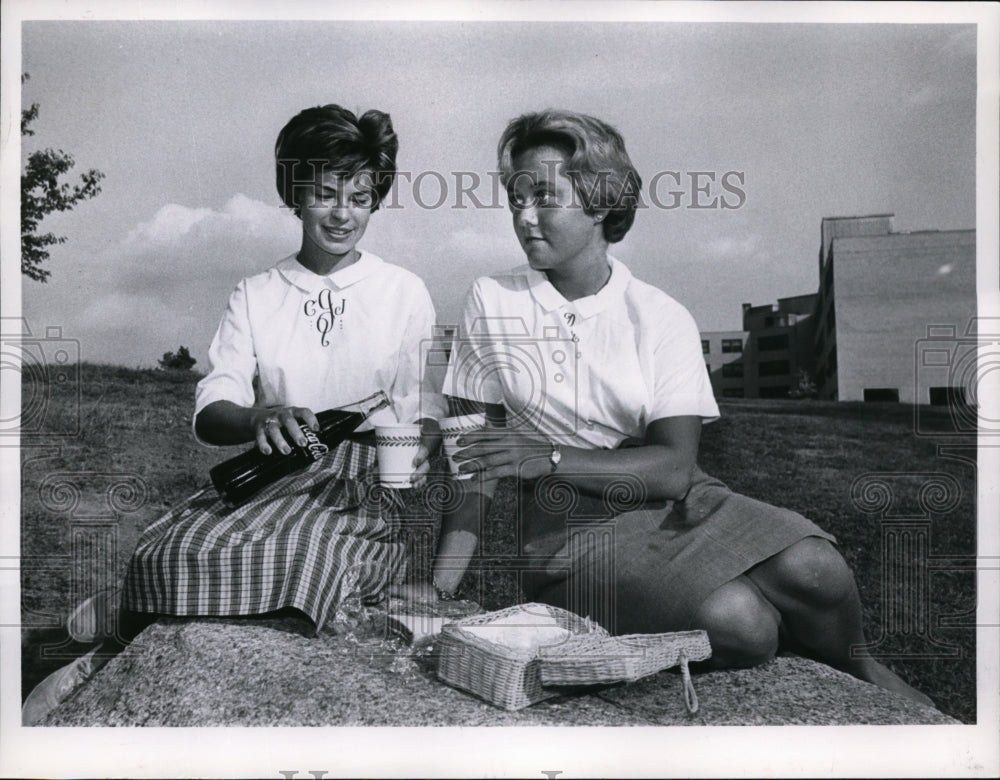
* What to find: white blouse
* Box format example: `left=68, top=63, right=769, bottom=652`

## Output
left=443, top=256, right=719, bottom=450
left=194, top=251, right=447, bottom=441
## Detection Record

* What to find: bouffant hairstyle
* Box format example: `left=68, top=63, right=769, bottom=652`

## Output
left=497, top=110, right=642, bottom=243
left=275, top=104, right=398, bottom=214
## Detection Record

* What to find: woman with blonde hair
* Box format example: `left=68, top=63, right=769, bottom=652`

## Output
left=434, top=108, right=932, bottom=707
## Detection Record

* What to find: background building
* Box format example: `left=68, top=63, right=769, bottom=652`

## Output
left=703, top=294, right=816, bottom=400
left=702, top=214, right=976, bottom=404
left=702, top=330, right=749, bottom=398
left=814, top=216, right=975, bottom=403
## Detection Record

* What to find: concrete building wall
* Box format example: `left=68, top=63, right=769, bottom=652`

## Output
left=702, top=330, right=750, bottom=398
left=819, top=215, right=895, bottom=273
left=831, top=230, right=976, bottom=403
left=743, top=297, right=817, bottom=398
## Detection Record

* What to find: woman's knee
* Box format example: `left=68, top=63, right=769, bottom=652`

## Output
left=692, top=578, right=779, bottom=667
left=759, top=537, right=857, bottom=608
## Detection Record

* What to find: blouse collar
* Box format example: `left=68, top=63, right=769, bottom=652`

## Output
left=276, top=250, right=385, bottom=293
left=525, top=255, right=632, bottom=319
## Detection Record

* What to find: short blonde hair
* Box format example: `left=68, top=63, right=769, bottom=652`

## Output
left=497, top=110, right=642, bottom=243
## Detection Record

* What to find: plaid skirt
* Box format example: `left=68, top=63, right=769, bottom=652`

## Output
left=122, top=440, right=405, bottom=629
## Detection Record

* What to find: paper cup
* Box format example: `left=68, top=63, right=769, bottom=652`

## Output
left=375, top=423, right=423, bottom=488
left=440, top=413, right=486, bottom=479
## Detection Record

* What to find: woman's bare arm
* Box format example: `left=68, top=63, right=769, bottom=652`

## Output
left=195, top=400, right=319, bottom=453
left=431, top=399, right=504, bottom=595
left=452, top=415, right=702, bottom=502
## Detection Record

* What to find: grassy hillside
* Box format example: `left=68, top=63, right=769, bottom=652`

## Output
left=19, top=364, right=977, bottom=722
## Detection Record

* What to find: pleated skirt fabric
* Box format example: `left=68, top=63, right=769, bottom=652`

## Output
left=520, top=467, right=836, bottom=635
left=122, top=440, right=405, bottom=629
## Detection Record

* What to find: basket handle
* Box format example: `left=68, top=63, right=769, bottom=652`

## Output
left=680, top=654, right=699, bottom=714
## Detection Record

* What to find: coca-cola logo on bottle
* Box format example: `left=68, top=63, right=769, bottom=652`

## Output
left=299, top=424, right=329, bottom=459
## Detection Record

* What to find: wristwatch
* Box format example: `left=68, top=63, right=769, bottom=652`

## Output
left=548, top=441, right=562, bottom=473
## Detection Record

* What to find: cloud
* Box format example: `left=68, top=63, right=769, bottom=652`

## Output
left=22, top=194, right=303, bottom=368
left=703, top=233, right=760, bottom=260
left=111, top=194, right=301, bottom=296
left=123, top=194, right=297, bottom=251
left=122, top=203, right=215, bottom=247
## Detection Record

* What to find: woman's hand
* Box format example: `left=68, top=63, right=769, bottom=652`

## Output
left=410, top=418, right=442, bottom=489
left=451, top=428, right=552, bottom=482
left=251, top=406, right=320, bottom=456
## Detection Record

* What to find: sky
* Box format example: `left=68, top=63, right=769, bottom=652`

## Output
left=8, top=10, right=979, bottom=371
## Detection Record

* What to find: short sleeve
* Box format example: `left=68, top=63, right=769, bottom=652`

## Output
left=390, top=282, right=449, bottom=423
left=648, top=305, right=720, bottom=423
left=442, top=279, right=505, bottom=406
left=192, top=281, right=259, bottom=440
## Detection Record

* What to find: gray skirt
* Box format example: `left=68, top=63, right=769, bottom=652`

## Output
left=519, top=467, right=836, bottom=634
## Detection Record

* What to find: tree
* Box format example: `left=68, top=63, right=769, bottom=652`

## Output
left=788, top=369, right=818, bottom=400
left=158, top=346, right=198, bottom=372
left=21, top=73, right=105, bottom=282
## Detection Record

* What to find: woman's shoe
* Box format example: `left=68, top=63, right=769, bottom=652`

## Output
left=21, top=645, right=109, bottom=726
left=66, top=587, right=120, bottom=644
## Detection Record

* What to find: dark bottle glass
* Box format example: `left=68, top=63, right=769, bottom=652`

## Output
left=210, top=390, right=390, bottom=506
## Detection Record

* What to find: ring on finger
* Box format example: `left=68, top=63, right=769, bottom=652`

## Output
left=264, top=417, right=279, bottom=427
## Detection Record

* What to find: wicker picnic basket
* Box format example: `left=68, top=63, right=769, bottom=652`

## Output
left=436, top=603, right=607, bottom=711
left=538, top=630, right=712, bottom=713
left=436, top=603, right=711, bottom=713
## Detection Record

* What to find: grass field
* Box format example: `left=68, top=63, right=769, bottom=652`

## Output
left=19, top=364, right=978, bottom=722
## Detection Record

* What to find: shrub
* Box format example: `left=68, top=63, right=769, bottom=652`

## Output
left=158, top=346, right=197, bottom=371
left=788, top=368, right=818, bottom=399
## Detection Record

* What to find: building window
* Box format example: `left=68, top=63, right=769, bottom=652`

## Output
left=722, top=388, right=744, bottom=398
left=757, top=334, right=790, bottom=352
left=864, top=388, right=900, bottom=403
left=758, top=360, right=790, bottom=377
left=764, top=316, right=774, bottom=327
left=722, top=339, right=743, bottom=354
left=722, top=362, right=744, bottom=378
left=929, top=386, right=966, bottom=406
left=701, top=339, right=710, bottom=354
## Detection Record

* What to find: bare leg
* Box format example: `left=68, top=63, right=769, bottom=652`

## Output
left=745, top=537, right=934, bottom=708
left=690, top=576, right=781, bottom=668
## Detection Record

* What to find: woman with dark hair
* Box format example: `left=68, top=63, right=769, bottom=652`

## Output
left=23, top=104, right=445, bottom=723
left=434, top=108, right=932, bottom=707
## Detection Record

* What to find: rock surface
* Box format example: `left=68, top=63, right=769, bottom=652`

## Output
left=40, top=613, right=957, bottom=727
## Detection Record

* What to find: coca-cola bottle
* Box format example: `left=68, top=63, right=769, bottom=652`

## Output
left=210, top=390, right=390, bottom=506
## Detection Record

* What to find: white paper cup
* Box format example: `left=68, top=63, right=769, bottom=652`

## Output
left=440, top=413, right=487, bottom=479
left=375, top=423, right=423, bottom=488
